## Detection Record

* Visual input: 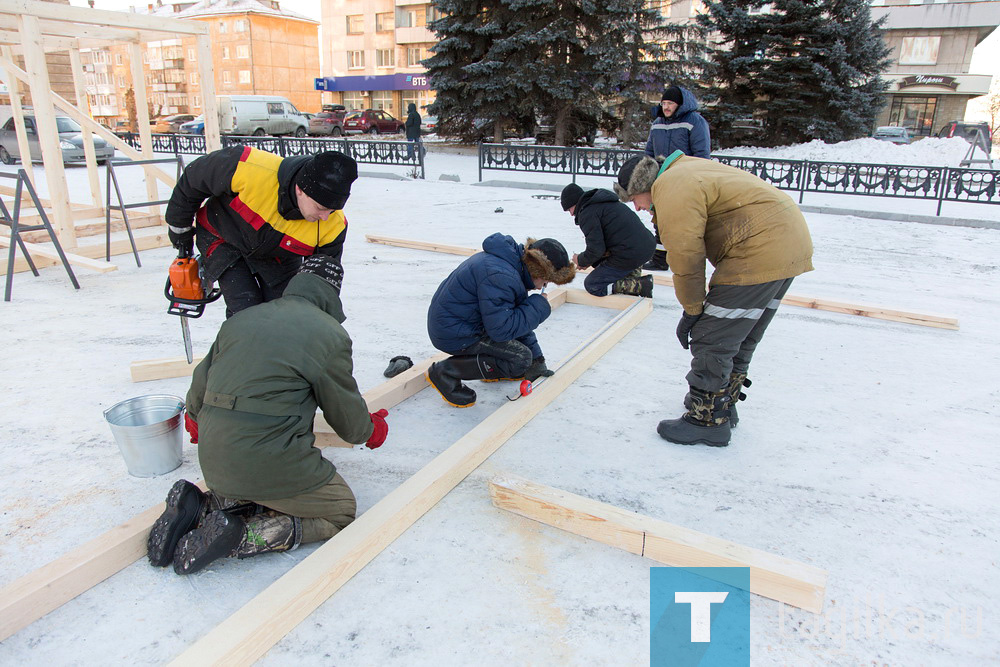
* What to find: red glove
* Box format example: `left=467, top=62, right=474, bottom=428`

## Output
left=185, top=412, right=199, bottom=444
left=365, top=409, right=389, bottom=449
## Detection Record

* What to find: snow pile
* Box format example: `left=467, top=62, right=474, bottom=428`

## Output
left=716, top=136, right=978, bottom=166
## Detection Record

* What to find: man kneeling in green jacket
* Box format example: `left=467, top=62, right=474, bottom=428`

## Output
left=147, top=254, right=389, bottom=575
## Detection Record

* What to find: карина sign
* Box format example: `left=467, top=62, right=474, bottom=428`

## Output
left=898, top=75, right=958, bottom=90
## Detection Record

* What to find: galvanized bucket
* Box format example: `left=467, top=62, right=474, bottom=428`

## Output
left=104, top=395, right=185, bottom=478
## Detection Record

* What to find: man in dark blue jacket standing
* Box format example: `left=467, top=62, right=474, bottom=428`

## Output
left=426, top=234, right=576, bottom=407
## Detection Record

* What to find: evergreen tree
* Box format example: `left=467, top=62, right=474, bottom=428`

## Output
left=699, top=0, right=889, bottom=147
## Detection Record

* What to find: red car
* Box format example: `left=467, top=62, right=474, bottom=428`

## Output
left=342, top=109, right=404, bottom=136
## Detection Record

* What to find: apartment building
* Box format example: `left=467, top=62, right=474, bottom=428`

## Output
left=872, top=0, right=998, bottom=137
left=315, top=0, right=439, bottom=115
left=82, top=0, right=321, bottom=127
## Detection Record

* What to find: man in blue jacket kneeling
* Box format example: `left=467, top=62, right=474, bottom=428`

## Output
left=426, top=234, right=576, bottom=407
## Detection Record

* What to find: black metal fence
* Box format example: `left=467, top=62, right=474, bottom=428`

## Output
left=116, top=133, right=425, bottom=179
left=478, top=143, right=998, bottom=216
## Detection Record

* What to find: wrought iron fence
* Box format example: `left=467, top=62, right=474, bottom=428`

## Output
left=116, top=132, right=425, bottom=179
left=478, top=143, right=998, bottom=215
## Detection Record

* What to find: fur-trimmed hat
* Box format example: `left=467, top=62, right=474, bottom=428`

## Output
left=295, top=151, right=358, bottom=210
left=523, top=237, right=576, bottom=285
left=613, top=155, right=661, bottom=203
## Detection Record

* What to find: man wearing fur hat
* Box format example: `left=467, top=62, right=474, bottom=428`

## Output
left=615, top=151, right=813, bottom=447
left=166, top=147, right=359, bottom=317
left=147, top=255, right=389, bottom=575
left=560, top=182, right=655, bottom=298
left=425, top=233, right=576, bottom=407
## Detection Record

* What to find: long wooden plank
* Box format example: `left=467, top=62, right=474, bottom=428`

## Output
left=365, top=234, right=959, bottom=330
left=168, top=295, right=652, bottom=666
left=0, top=236, right=118, bottom=273
left=129, top=356, right=206, bottom=382
left=489, top=476, right=827, bottom=613
left=8, top=0, right=209, bottom=35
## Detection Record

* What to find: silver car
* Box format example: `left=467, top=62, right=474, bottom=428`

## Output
left=0, top=115, right=115, bottom=165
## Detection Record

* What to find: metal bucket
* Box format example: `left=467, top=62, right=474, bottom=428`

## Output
left=104, top=395, right=185, bottom=478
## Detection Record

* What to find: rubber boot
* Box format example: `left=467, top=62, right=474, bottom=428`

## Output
left=172, top=510, right=302, bottom=575
left=725, top=372, right=751, bottom=428
left=642, top=249, right=669, bottom=271
left=147, top=479, right=206, bottom=567
left=427, top=357, right=479, bottom=407
left=657, top=387, right=732, bottom=447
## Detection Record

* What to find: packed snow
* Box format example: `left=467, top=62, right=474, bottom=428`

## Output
left=0, top=139, right=997, bottom=665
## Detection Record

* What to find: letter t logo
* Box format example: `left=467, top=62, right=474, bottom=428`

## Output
left=674, top=591, right=729, bottom=642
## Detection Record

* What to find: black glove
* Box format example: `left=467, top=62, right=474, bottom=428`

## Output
left=525, top=356, right=555, bottom=382
left=675, top=311, right=702, bottom=350
left=168, top=227, right=195, bottom=258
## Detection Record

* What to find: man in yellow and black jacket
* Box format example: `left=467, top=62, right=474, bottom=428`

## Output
left=166, top=146, right=358, bottom=317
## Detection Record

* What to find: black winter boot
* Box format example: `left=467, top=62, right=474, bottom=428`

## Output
left=612, top=270, right=653, bottom=298
left=642, top=249, right=669, bottom=271
left=427, top=357, right=478, bottom=407
left=148, top=479, right=206, bottom=567
left=657, top=387, right=732, bottom=447
left=172, top=511, right=302, bottom=575
left=725, top=372, right=751, bottom=428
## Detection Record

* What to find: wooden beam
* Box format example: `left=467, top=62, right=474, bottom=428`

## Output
left=128, top=41, right=159, bottom=212
left=0, top=236, right=118, bottom=273
left=196, top=34, right=221, bottom=151
left=129, top=356, right=206, bottom=382
left=0, top=14, right=143, bottom=41
left=0, top=45, right=33, bottom=189
left=489, top=476, right=827, bottom=613
left=0, top=228, right=171, bottom=275
left=69, top=47, right=102, bottom=208
left=365, top=235, right=959, bottom=330
left=168, top=295, right=652, bottom=665
left=3, top=0, right=209, bottom=36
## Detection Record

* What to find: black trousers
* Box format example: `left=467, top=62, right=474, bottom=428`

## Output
left=218, top=258, right=293, bottom=318
left=454, top=335, right=533, bottom=379
left=687, top=278, right=794, bottom=392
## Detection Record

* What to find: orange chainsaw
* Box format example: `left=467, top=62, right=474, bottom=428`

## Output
left=164, top=255, right=221, bottom=363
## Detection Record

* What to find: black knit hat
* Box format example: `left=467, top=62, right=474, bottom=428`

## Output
left=298, top=255, right=344, bottom=292
left=661, top=86, right=683, bottom=105
left=295, top=151, right=358, bottom=210
left=560, top=183, right=584, bottom=211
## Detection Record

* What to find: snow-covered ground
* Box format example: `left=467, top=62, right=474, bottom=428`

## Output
left=0, top=141, right=998, bottom=665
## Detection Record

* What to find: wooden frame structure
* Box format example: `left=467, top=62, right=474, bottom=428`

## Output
left=490, top=476, right=827, bottom=613
left=0, top=0, right=222, bottom=268
left=0, top=288, right=650, bottom=659
left=366, top=234, right=960, bottom=330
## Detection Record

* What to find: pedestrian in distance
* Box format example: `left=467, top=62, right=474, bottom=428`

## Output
left=642, top=85, right=712, bottom=272
left=560, top=182, right=655, bottom=298
left=147, top=255, right=390, bottom=575
left=405, top=103, right=424, bottom=161
left=166, top=147, right=358, bottom=317
left=426, top=233, right=576, bottom=407
left=615, top=150, right=813, bottom=447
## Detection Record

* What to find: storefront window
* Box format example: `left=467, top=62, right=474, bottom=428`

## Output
left=372, top=91, right=393, bottom=112
left=887, top=96, right=937, bottom=137
left=343, top=92, right=365, bottom=110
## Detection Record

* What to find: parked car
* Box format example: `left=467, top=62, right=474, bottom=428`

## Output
left=308, top=110, right=347, bottom=136
left=0, top=114, right=115, bottom=165
left=219, top=95, right=308, bottom=136
left=342, top=109, right=404, bottom=135
left=534, top=110, right=600, bottom=146
left=872, top=126, right=911, bottom=145
left=151, top=114, right=196, bottom=134
left=937, top=120, right=992, bottom=151
left=421, top=115, right=438, bottom=135
left=179, top=115, right=205, bottom=135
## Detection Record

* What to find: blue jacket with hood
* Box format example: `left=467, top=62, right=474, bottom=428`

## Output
left=644, top=87, right=711, bottom=159
left=427, top=233, right=551, bottom=358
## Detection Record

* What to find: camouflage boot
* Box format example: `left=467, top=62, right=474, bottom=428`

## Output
left=611, top=269, right=654, bottom=298
left=725, top=372, right=751, bottom=428
left=172, top=510, right=302, bottom=575
left=656, top=387, right=732, bottom=447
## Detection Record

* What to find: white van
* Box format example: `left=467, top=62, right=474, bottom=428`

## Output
left=218, top=95, right=308, bottom=137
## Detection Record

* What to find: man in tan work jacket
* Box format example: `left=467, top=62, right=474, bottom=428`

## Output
left=615, top=151, right=813, bottom=447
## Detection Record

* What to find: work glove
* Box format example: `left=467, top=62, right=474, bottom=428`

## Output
left=524, top=356, right=554, bottom=382
left=168, top=227, right=195, bottom=258
left=184, top=412, right=199, bottom=444
left=676, top=311, right=702, bottom=350
left=365, top=409, right=389, bottom=449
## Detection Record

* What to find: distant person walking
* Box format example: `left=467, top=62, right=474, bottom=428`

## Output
left=405, top=103, right=423, bottom=161
left=642, top=85, right=712, bottom=272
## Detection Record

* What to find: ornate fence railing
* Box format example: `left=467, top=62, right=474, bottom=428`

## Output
left=116, top=133, right=425, bottom=179
left=477, top=143, right=998, bottom=216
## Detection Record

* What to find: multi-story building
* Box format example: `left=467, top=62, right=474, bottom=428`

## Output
left=872, top=0, right=999, bottom=138
left=315, top=0, right=439, bottom=115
